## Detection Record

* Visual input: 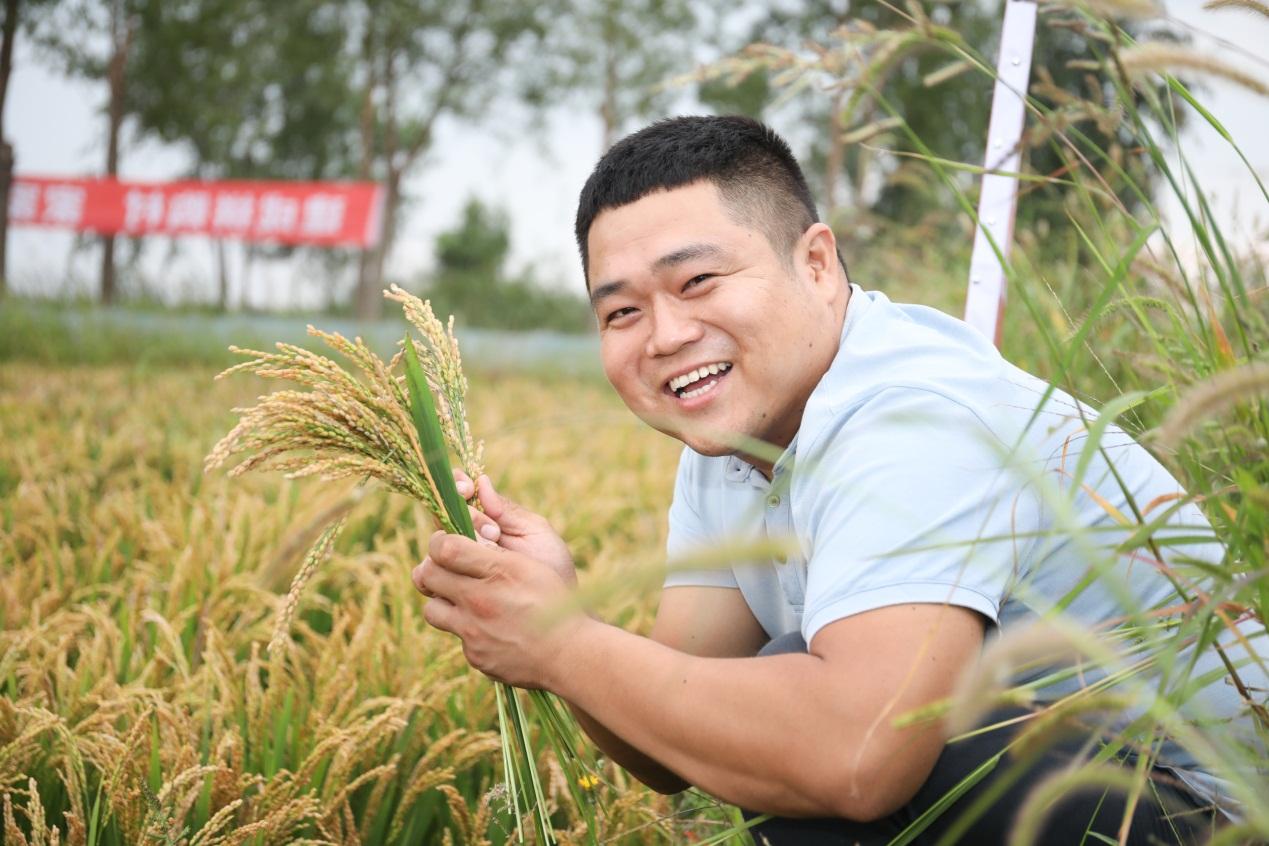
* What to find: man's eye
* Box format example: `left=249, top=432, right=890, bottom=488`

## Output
left=605, top=307, right=637, bottom=325
left=684, top=274, right=712, bottom=290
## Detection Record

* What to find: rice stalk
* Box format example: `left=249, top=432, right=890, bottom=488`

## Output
left=269, top=519, right=345, bottom=655
left=204, top=287, right=582, bottom=844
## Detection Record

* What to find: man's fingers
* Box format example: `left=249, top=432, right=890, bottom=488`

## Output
left=476, top=475, right=537, bottom=530
left=411, top=560, right=434, bottom=597
left=413, top=555, right=465, bottom=600
left=422, top=594, right=460, bottom=634
left=469, top=505, right=501, bottom=543
left=453, top=468, right=475, bottom=500
left=428, top=531, right=498, bottom=578
left=474, top=475, right=507, bottom=520
left=456, top=471, right=499, bottom=543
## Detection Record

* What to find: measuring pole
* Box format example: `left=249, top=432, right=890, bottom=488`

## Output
left=963, top=0, right=1038, bottom=347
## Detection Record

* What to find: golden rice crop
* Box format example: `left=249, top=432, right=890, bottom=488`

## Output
left=0, top=360, right=739, bottom=844
left=202, top=285, right=666, bottom=845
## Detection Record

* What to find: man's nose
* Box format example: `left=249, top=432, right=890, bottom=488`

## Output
left=644, top=298, right=703, bottom=358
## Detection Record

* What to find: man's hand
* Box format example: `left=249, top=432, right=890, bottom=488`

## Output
left=412, top=531, right=590, bottom=689
left=456, top=471, right=576, bottom=588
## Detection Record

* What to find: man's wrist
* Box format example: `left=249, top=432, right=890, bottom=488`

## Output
left=542, top=614, right=611, bottom=699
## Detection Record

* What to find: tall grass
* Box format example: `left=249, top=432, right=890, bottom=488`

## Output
left=684, top=0, right=1269, bottom=840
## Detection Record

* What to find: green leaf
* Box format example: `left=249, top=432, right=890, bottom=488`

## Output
left=402, top=337, right=475, bottom=539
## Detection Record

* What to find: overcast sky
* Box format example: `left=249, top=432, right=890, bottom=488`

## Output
left=5, top=1, right=1266, bottom=310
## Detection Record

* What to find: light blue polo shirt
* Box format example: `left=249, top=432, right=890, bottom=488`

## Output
left=664, top=285, right=1266, bottom=809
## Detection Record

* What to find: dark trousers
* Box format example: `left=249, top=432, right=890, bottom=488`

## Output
left=744, top=634, right=1217, bottom=846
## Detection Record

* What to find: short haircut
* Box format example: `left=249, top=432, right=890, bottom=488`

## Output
left=575, top=115, right=837, bottom=287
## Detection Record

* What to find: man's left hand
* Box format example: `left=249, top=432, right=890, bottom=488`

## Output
left=412, top=531, right=587, bottom=689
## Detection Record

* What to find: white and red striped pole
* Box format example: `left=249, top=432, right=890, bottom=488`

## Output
left=963, top=0, right=1038, bottom=347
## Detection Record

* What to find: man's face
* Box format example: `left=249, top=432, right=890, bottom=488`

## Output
left=587, top=181, right=846, bottom=464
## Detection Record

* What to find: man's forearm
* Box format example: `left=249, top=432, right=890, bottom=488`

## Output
left=544, top=620, right=876, bottom=818
left=565, top=701, right=690, bottom=794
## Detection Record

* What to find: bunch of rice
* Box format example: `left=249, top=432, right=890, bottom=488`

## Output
left=205, top=285, right=595, bottom=844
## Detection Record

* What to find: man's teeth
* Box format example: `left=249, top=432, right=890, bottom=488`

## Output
left=681, top=380, right=720, bottom=400
left=669, top=362, right=732, bottom=393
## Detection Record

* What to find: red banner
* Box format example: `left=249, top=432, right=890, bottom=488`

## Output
left=8, top=176, right=384, bottom=248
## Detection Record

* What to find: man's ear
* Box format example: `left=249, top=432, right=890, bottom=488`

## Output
left=799, top=222, right=843, bottom=301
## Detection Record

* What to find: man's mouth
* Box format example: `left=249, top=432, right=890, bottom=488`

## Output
left=665, top=361, right=732, bottom=400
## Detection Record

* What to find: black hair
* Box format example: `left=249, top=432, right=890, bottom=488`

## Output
left=575, top=115, right=840, bottom=287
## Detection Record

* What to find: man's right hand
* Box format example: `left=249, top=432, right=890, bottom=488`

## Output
left=455, top=470, right=577, bottom=588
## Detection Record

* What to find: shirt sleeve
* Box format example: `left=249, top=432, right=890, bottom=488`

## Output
left=663, top=448, right=740, bottom=590
left=799, top=387, right=1040, bottom=644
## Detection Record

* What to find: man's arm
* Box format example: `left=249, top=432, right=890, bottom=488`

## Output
left=565, top=585, right=768, bottom=794
left=548, top=602, right=984, bottom=820
left=418, top=533, right=984, bottom=821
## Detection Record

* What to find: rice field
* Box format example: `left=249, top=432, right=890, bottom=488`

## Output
left=0, top=361, right=752, bottom=844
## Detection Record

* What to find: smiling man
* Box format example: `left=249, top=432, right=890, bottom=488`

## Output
left=412, top=116, right=1254, bottom=843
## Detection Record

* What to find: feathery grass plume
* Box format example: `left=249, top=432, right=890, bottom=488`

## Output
left=1007, top=766, right=1142, bottom=846
left=1204, top=0, right=1269, bottom=17
left=1049, top=0, right=1163, bottom=20
left=1152, top=362, right=1269, bottom=449
left=922, top=59, right=974, bottom=88
left=840, top=116, right=906, bottom=145
left=1119, top=42, right=1269, bottom=98
left=945, top=617, right=1116, bottom=735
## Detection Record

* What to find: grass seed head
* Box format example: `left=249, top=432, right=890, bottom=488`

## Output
left=1119, top=42, right=1269, bottom=97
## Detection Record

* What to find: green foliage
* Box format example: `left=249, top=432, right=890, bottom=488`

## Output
left=0, top=299, right=251, bottom=367
left=424, top=198, right=593, bottom=333
left=127, top=0, right=355, bottom=183
left=520, top=0, right=697, bottom=148
left=699, top=7, right=1269, bottom=834
left=700, top=0, right=1177, bottom=246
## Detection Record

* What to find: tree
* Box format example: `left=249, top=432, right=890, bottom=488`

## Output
left=0, top=0, right=20, bottom=298
left=26, top=0, right=142, bottom=304
left=347, top=0, right=546, bottom=320
left=126, top=0, right=356, bottom=309
left=428, top=198, right=509, bottom=319
left=523, top=0, right=697, bottom=151
left=426, top=197, right=591, bottom=333
left=699, top=1, right=1173, bottom=240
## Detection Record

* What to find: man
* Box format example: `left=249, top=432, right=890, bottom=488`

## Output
left=413, top=116, right=1260, bottom=843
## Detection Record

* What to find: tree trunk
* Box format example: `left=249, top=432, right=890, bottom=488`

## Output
left=353, top=18, right=383, bottom=321
left=100, top=3, right=133, bottom=305
left=215, top=239, right=229, bottom=311
left=356, top=174, right=396, bottom=320
left=355, top=246, right=378, bottom=319
left=239, top=244, right=255, bottom=312
left=825, top=89, right=846, bottom=223
left=599, top=41, right=618, bottom=152
left=0, top=0, right=20, bottom=298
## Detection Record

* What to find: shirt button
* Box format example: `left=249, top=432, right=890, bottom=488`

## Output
left=766, top=494, right=781, bottom=508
